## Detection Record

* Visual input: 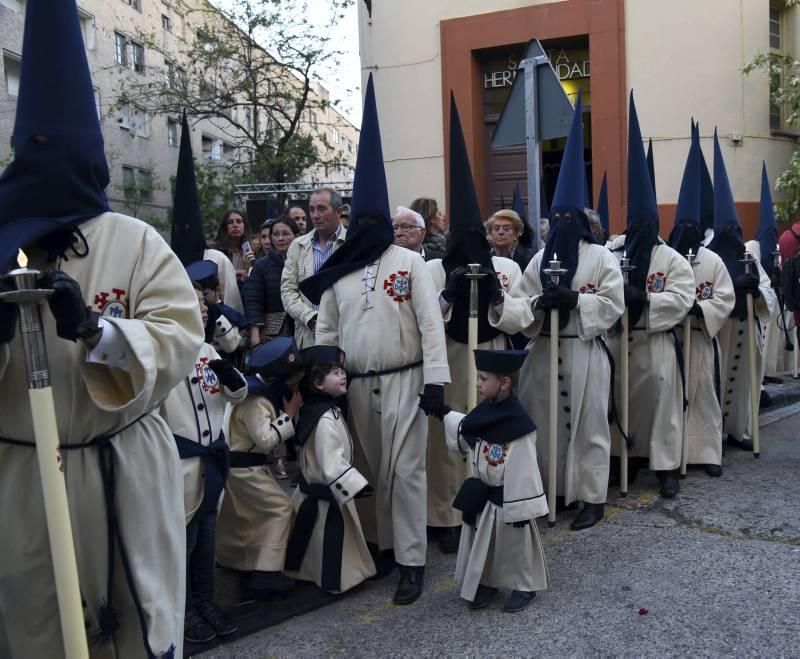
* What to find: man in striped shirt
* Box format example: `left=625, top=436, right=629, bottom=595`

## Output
left=281, top=187, right=347, bottom=348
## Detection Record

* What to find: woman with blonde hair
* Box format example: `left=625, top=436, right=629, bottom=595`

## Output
left=411, top=196, right=447, bottom=256
left=485, top=209, right=536, bottom=272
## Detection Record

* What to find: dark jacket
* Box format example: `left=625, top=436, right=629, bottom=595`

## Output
left=423, top=245, right=446, bottom=261
left=243, top=249, right=290, bottom=326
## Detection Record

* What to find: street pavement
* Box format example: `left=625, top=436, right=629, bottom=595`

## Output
left=198, top=380, right=800, bottom=657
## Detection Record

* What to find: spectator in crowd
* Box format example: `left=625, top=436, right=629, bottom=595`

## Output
left=259, top=219, right=273, bottom=253
left=281, top=187, right=347, bottom=348
left=411, top=196, right=448, bottom=256
left=393, top=206, right=443, bottom=261
left=585, top=208, right=605, bottom=243
left=245, top=216, right=302, bottom=347
left=289, top=204, right=308, bottom=234
left=340, top=203, right=351, bottom=228
left=485, top=209, right=536, bottom=271
left=214, top=207, right=256, bottom=284
left=539, top=216, right=550, bottom=248
left=250, top=227, right=265, bottom=259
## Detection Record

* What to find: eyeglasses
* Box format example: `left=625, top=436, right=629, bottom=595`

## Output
left=392, top=223, right=423, bottom=232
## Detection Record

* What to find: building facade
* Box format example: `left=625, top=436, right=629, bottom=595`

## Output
left=358, top=0, right=800, bottom=237
left=0, top=0, right=358, bottom=230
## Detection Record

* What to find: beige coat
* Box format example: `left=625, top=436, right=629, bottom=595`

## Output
left=284, top=407, right=376, bottom=592
left=607, top=237, right=696, bottom=471
left=425, top=255, right=523, bottom=527
left=216, top=396, right=295, bottom=571
left=745, top=240, right=782, bottom=378
left=280, top=226, right=347, bottom=348
left=443, top=411, right=549, bottom=602
left=0, top=213, right=204, bottom=658
left=205, top=247, right=243, bottom=313
left=490, top=242, right=625, bottom=504
left=316, top=244, right=450, bottom=566
left=159, top=342, right=247, bottom=523
left=675, top=247, right=735, bottom=466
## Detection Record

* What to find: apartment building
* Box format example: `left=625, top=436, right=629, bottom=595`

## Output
left=0, top=0, right=358, bottom=228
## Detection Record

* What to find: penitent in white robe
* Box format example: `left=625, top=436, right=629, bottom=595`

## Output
left=716, top=256, right=777, bottom=443
left=205, top=247, right=244, bottom=313
left=442, top=411, right=549, bottom=602
left=745, top=240, right=783, bottom=379
left=216, top=396, right=295, bottom=571
left=159, top=342, right=247, bottom=523
left=674, top=247, right=735, bottom=466
left=316, top=244, right=450, bottom=566
left=425, top=255, right=523, bottom=528
left=607, top=237, right=695, bottom=471
left=284, top=407, right=376, bottom=592
left=0, top=213, right=204, bottom=658
left=489, top=242, right=625, bottom=505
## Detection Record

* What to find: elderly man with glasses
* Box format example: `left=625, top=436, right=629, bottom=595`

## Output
left=394, top=206, right=445, bottom=261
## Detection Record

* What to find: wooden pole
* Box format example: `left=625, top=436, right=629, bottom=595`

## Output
left=465, top=264, right=486, bottom=411
left=619, top=252, right=635, bottom=497
left=741, top=250, right=761, bottom=459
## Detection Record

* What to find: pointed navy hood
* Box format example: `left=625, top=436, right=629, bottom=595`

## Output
left=758, top=162, right=778, bottom=277
left=442, top=93, right=498, bottom=345
left=300, top=74, right=394, bottom=305
left=597, top=172, right=609, bottom=237
left=667, top=122, right=703, bottom=256
left=646, top=138, right=657, bottom=200
left=696, top=122, right=714, bottom=233
left=512, top=181, right=533, bottom=248
left=707, top=128, right=747, bottom=279
left=0, top=0, right=110, bottom=271
left=624, top=92, right=660, bottom=290
left=540, top=90, right=595, bottom=289
left=171, top=112, right=207, bottom=266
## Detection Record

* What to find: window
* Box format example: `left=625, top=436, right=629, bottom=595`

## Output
left=122, top=0, right=141, bottom=11
left=122, top=165, right=153, bottom=201
left=114, top=32, right=128, bottom=66
left=131, top=41, right=145, bottom=74
left=770, top=3, right=787, bottom=132
left=137, top=169, right=153, bottom=200
left=770, top=6, right=782, bottom=50
left=118, top=104, right=150, bottom=138
left=78, top=9, right=96, bottom=50
left=201, top=134, right=235, bottom=162
left=93, top=87, right=102, bottom=122
left=122, top=166, right=136, bottom=199
left=3, top=50, right=20, bottom=97
left=167, top=118, right=178, bottom=146
left=331, top=127, right=339, bottom=144
left=162, top=14, right=172, bottom=32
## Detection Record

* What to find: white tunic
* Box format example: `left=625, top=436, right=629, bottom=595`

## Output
left=0, top=213, right=204, bottom=658
left=745, top=240, right=782, bottom=379
left=606, top=237, right=696, bottom=471
left=205, top=247, right=243, bottom=313
left=674, top=247, right=735, bottom=466
left=216, top=396, right=295, bottom=571
left=316, top=244, right=450, bottom=566
left=284, top=407, right=376, bottom=592
left=425, top=255, right=523, bottom=527
left=490, top=242, right=625, bottom=504
left=159, top=343, right=246, bottom=523
left=443, top=411, right=549, bottom=602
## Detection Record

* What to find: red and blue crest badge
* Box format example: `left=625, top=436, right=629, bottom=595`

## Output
left=384, top=270, right=412, bottom=302
left=647, top=272, right=667, bottom=294
left=482, top=442, right=508, bottom=467
left=579, top=283, right=597, bottom=295
left=495, top=271, right=510, bottom=290
left=196, top=356, right=220, bottom=394
left=696, top=281, right=714, bottom=301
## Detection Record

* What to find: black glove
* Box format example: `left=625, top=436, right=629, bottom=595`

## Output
left=479, top=265, right=505, bottom=306
left=418, top=383, right=446, bottom=418
left=506, top=520, right=530, bottom=528
left=40, top=270, right=100, bottom=342
left=731, top=293, right=749, bottom=321
left=770, top=269, right=782, bottom=291
left=355, top=484, right=374, bottom=499
left=734, top=273, right=761, bottom=298
left=441, top=266, right=468, bottom=304
left=207, top=359, right=246, bottom=391
left=541, top=284, right=578, bottom=313
left=623, top=284, right=647, bottom=307
left=0, top=277, right=18, bottom=344
left=689, top=301, right=704, bottom=319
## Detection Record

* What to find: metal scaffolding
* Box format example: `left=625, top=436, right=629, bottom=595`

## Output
left=233, top=181, right=354, bottom=205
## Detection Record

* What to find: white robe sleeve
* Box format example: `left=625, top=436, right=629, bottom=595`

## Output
left=410, top=256, right=451, bottom=384
left=442, top=410, right=469, bottom=455
left=83, top=226, right=204, bottom=416
left=239, top=397, right=295, bottom=454
left=647, top=247, right=695, bottom=333
left=755, top=259, right=777, bottom=321
left=313, top=411, right=368, bottom=506
left=699, top=252, right=735, bottom=339
left=426, top=259, right=452, bottom=322
left=574, top=247, right=625, bottom=340
left=502, top=432, right=549, bottom=522
left=489, top=252, right=545, bottom=338
left=315, top=285, right=340, bottom=347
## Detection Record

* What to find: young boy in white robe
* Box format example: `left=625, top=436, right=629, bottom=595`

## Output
left=442, top=349, right=549, bottom=613
left=283, top=346, right=376, bottom=592
left=160, top=279, right=247, bottom=644
left=215, top=336, right=303, bottom=596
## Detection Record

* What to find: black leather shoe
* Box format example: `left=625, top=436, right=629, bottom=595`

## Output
left=247, top=570, right=295, bottom=593
left=704, top=464, right=723, bottom=477
left=184, top=608, right=216, bottom=644
left=760, top=389, right=773, bottom=409
left=727, top=435, right=754, bottom=451
left=196, top=600, right=238, bottom=637
left=570, top=503, right=605, bottom=531
left=555, top=496, right=578, bottom=512
left=660, top=470, right=680, bottom=498
left=367, top=544, right=397, bottom=580
left=438, top=527, right=461, bottom=554
left=503, top=590, right=536, bottom=612
left=469, top=585, right=499, bottom=610
left=393, top=565, right=424, bottom=605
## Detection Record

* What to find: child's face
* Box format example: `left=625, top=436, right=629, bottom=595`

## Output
left=477, top=371, right=501, bottom=401
left=195, top=288, right=208, bottom=325
left=202, top=285, right=219, bottom=306
left=317, top=367, right=347, bottom=397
